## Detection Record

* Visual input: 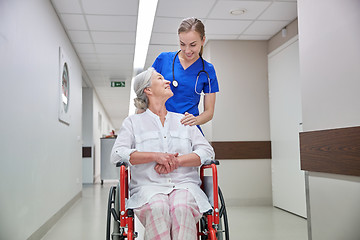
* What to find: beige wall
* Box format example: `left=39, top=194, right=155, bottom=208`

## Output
left=206, top=40, right=270, bottom=141
left=298, top=0, right=360, bottom=239
left=268, top=19, right=298, bottom=54
left=202, top=40, right=272, bottom=206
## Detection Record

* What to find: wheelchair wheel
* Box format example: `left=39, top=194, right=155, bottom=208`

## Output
left=216, top=187, right=229, bottom=240
left=106, top=186, right=116, bottom=240
left=200, top=186, right=229, bottom=240
left=106, top=184, right=122, bottom=240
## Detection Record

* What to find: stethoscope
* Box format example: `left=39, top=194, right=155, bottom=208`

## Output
left=172, top=50, right=211, bottom=95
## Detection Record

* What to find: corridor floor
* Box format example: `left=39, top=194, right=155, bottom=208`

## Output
left=41, top=183, right=308, bottom=240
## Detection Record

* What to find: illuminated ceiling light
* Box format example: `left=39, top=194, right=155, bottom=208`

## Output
left=129, top=0, right=158, bottom=115
left=133, top=0, right=158, bottom=71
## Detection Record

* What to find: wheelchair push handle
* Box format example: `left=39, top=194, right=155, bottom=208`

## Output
left=203, top=160, right=219, bottom=166
left=115, top=161, right=128, bottom=167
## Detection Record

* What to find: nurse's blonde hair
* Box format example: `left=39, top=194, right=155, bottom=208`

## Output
left=178, top=17, right=205, bottom=56
left=133, top=67, right=155, bottom=112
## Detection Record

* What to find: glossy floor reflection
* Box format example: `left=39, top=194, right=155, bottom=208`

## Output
left=41, top=183, right=308, bottom=240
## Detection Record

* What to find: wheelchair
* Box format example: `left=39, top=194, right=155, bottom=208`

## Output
left=106, top=160, right=229, bottom=240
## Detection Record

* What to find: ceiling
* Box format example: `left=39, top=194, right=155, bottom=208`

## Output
left=50, top=0, right=297, bottom=130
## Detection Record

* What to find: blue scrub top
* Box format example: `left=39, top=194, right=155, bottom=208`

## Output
left=152, top=51, right=219, bottom=118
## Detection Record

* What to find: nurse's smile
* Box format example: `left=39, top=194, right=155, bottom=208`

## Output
left=179, top=30, right=204, bottom=63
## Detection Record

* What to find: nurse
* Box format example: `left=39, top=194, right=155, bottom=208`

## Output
left=152, top=17, right=219, bottom=131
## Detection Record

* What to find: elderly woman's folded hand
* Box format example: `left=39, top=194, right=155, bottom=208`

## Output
left=154, top=152, right=179, bottom=174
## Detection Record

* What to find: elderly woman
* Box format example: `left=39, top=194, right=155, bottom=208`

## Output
left=111, top=67, right=215, bottom=240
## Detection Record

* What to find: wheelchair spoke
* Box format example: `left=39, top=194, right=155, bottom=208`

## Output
left=219, top=205, right=225, bottom=218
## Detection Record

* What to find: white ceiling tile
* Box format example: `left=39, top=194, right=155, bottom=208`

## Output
left=243, top=20, right=289, bottom=35
left=82, top=0, right=138, bottom=15
left=83, top=62, right=102, bottom=70
left=208, top=1, right=271, bottom=19
left=152, top=17, right=183, bottom=33
left=91, top=80, right=107, bottom=87
left=73, top=43, right=96, bottom=53
left=156, top=0, right=216, bottom=18
left=80, top=58, right=99, bottom=65
left=79, top=53, right=99, bottom=63
left=86, top=15, right=137, bottom=31
left=97, top=54, right=134, bottom=63
left=94, top=44, right=135, bottom=54
left=258, top=2, right=297, bottom=21
left=86, top=70, right=104, bottom=78
left=150, top=33, right=178, bottom=45
left=205, top=19, right=252, bottom=35
left=206, top=34, right=239, bottom=40
left=60, top=14, right=88, bottom=30
left=100, top=63, right=133, bottom=71
left=91, top=31, right=136, bottom=44
left=51, top=0, right=82, bottom=14
left=101, top=63, right=133, bottom=70
left=105, top=69, right=134, bottom=79
left=67, top=30, right=92, bottom=43
left=147, top=45, right=179, bottom=55
left=238, top=34, right=272, bottom=40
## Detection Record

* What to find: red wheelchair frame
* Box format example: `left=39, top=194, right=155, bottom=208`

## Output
left=106, top=160, right=229, bottom=240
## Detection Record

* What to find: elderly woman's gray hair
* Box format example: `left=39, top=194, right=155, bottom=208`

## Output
left=133, top=67, right=155, bottom=112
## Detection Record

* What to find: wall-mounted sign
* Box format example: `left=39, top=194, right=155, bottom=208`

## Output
left=111, top=81, right=125, bottom=87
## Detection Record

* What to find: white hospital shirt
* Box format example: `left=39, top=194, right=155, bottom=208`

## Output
left=111, top=109, right=215, bottom=213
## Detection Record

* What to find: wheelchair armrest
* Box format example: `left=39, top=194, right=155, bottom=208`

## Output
left=203, top=160, right=219, bottom=166
left=115, top=161, right=128, bottom=167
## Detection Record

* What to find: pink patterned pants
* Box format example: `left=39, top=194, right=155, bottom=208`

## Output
left=133, top=189, right=202, bottom=240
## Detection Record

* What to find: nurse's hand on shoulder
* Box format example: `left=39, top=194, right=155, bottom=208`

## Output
left=181, top=112, right=198, bottom=126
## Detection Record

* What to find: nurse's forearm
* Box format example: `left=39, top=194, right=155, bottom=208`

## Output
left=196, top=109, right=214, bottom=125
left=196, top=92, right=216, bottom=125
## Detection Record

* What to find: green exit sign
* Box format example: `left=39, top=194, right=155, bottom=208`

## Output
left=111, top=81, right=125, bottom=87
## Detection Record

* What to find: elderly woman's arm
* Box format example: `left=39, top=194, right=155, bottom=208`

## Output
left=154, top=125, right=215, bottom=174
left=130, top=151, right=178, bottom=172
left=111, top=117, right=179, bottom=173
left=111, top=117, right=136, bottom=165
left=154, top=153, right=200, bottom=174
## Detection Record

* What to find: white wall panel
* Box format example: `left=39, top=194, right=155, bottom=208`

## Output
left=298, top=0, right=360, bottom=239
left=0, top=1, right=82, bottom=239
left=268, top=38, right=306, bottom=217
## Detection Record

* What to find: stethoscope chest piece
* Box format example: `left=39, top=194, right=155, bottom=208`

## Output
left=172, top=80, right=179, bottom=88
left=172, top=50, right=211, bottom=94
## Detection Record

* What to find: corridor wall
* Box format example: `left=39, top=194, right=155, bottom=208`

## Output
left=82, top=87, right=115, bottom=184
left=298, top=0, right=360, bottom=239
left=0, top=1, right=83, bottom=239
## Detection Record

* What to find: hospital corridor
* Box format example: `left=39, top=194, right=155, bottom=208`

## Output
left=1, top=0, right=360, bottom=240
left=40, top=183, right=307, bottom=240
